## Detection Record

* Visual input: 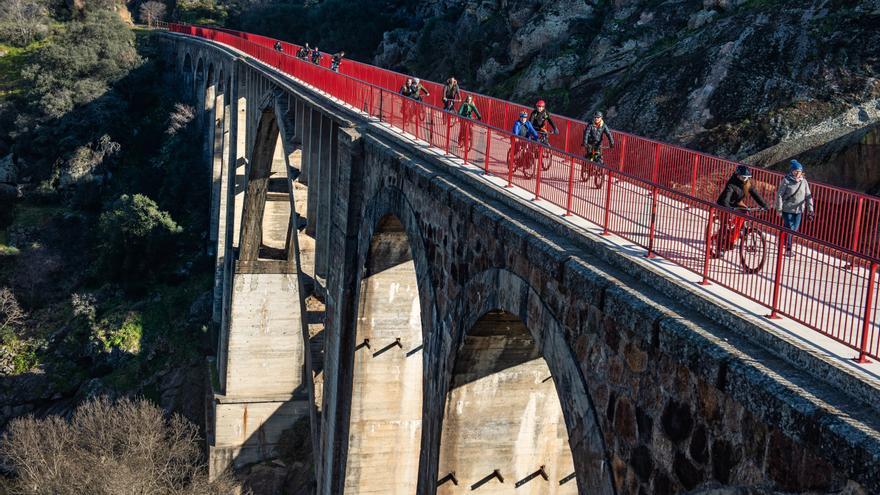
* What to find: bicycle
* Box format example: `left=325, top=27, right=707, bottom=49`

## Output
left=536, top=129, right=554, bottom=171
left=507, top=139, right=537, bottom=179
left=709, top=207, right=768, bottom=274
left=581, top=144, right=605, bottom=189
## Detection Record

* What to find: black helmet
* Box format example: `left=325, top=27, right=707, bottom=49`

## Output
left=735, top=165, right=752, bottom=178
left=593, top=111, right=603, bottom=119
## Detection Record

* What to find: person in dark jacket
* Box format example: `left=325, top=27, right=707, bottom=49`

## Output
left=457, top=95, right=481, bottom=151
left=274, top=41, right=283, bottom=52
left=331, top=51, right=345, bottom=72
left=443, top=77, right=461, bottom=112
left=529, top=99, right=558, bottom=141
left=583, top=112, right=614, bottom=162
left=310, top=47, right=321, bottom=64
left=297, top=43, right=310, bottom=59
left=716, top=165, right=770, bottom=210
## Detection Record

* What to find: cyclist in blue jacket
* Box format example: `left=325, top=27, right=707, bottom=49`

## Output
left=512, top=111, right=539, bottom=140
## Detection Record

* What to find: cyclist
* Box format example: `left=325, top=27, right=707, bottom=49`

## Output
left=457, top=95, right=482, bottom=150
left=400, top=78, right=415, bottom=97
left=513, top=111, right=539, bottom=140
left=529, top=100, right=558, bottom=143
left=411, top=78, right=430, bottom=102
left=714, top=165, right=770, bottom=255
left=274, top=41, right=283, bottom=52
left=583, top=112, right=614, bottom=163
left=331, top=51, right=345, bottom=72
left=311, top=46, right=322, bottom=64
left=443, top=77, right=461, bottom=112
left=297, top=43, right=310, bottom=59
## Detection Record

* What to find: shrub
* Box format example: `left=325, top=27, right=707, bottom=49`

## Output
left=0, top=396, right=242, bottom=494
left=97, top=193, right=182, bottom=287
left=0, top=0, right=49, bottom=47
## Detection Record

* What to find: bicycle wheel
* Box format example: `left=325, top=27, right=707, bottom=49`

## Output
left=592, top=165, right=604, bottom=189
left=738, top=227, right=766, bottom=274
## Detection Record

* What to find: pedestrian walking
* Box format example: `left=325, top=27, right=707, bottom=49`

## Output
left=774, top=159, right=814, bottom=256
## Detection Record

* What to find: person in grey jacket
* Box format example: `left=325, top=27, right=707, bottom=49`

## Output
left=774, top=160, right=814, bottom=255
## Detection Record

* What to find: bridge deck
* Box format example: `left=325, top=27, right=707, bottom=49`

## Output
left=175, top=30, right=880, bottom=384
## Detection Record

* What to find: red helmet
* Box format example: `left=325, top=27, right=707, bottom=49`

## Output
left=536, top=100, right=545, bottom=107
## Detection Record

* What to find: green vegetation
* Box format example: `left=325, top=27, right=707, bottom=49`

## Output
left=0, top=0, right=213, bottom=434
left=176, top=0, right=228, bottom=25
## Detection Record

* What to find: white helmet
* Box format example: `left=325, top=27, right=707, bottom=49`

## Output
left=414, top=78, right=420, bottom=84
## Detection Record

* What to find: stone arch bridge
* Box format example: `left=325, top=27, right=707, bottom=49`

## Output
left=161, top=32, right=880, bottom=495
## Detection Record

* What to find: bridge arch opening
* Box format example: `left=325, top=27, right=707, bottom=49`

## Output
left=344, top=213, right=424, bottom=494
left=437, top=309, right=578, bottom=494
left=194, top=57, right=205, bottom=104
left=182, top=52, right=193, bottom=97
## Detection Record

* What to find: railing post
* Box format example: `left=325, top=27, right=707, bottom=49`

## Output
left=701, top=207, right=715, bottom=285
left=506, top=140, right=514, bottom=188
left=690, top=154, right=699, bottom=198
left=645, top=185, right=658, bottom=258
left=857, top=262, right=878, bottom=363
left=484, top=128, right=492, bottom=173
left=618, top=135, right=627, bottom=173
left=602, top=169, right=613, bottom=236
left=651, top=142, right=661, bottom=185
left=445, top=114, right=452, bottom=155
left=851, top=197, right=864, bottom=252
left=564, top=156, right=576, bottom=216
left=463, top=121, right=470, bottom=164
left=534, top=146, right=543, bottom=200
left=564, top=121, right=571, bottom=154
left=378, top=90, right=384, bottom=122
left=767, top=230, right=786, bottom=319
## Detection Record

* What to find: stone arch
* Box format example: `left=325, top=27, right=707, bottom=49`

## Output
left=339, top=186, right=437, bottom=495
left=425, top=268, right=615, bottom=495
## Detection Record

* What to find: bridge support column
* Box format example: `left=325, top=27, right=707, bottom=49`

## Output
left=319, top=127, right=365, bottom=495
left=208, top=89, right=226, bottom=258
left=209, top=96, right=313, bottom=478
left=306, top=109, right=322, bottom=239
left=315, top=115, right=336, bottom=284
left=210, top=91, right=231, bottom=323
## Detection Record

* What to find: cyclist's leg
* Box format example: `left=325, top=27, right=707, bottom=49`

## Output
left=731, top=216, right=745, bottom=244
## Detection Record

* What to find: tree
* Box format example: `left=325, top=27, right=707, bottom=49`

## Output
left=0, top=396, right=242, bottom=494
left=0, top=287, right=26, bottom=335
left=139, top=1, right=166, bottom=27
left=0, top=0, right=48, bottom=47
left=98, top=193, right=182, bottom=287
left=20, top=8, right=141, bottom=120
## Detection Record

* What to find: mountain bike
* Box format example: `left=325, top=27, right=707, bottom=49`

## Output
left=581, top=144, right=605, bottom=189
left=507, top=139, right=537, bottom=179
left=709, top=207, right=768, bottom=274
left=537, top=129, right=554, bottom=171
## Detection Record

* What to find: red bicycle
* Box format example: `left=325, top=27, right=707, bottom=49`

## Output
left=709, top=207, right=768, bottom=274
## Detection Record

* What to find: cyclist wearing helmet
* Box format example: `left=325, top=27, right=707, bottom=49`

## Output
left=400, top=78, right=415, bottom=97
left=297, top=43, right=310, bottom=59
left=443, top=77, right=461, bottom=111
left=583, top=112, right=614, bottom=153
left=411, top=78, right=430, bottom=101
left=513, top=111, right=540, bottom=140
left=311, top=46, right=322, bottom=64
left=274, top=41, right=283, bottom=52
left=529, top=100, right=559, bottom=138
left=717, top=165, right=770, bottom=210
left=331, top=51, right=345, bottom=72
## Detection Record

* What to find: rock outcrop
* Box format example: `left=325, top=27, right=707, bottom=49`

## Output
left=372, top=0, right=880, bottom=191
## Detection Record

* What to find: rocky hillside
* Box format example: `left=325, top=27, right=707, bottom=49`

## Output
left=366, top=0, right=879, bottom=190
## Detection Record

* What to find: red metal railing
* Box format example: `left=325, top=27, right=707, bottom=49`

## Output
left=168, top=23, right=880, bottom=362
